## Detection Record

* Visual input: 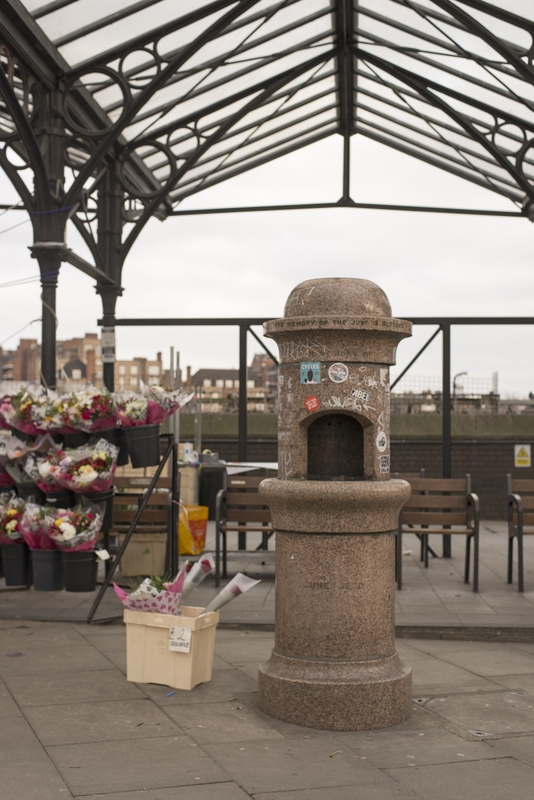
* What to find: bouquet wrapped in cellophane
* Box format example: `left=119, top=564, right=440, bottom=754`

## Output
left=143, top=383, right=194, bottom=425
left=52, top=439, right=118, bottom=493
left=0, top=493, right=26, bottom=545
left=45, top=503, right=102, bottom=551
left=62, top=388, right=118, bottom=433
left=113, top=565, right=189, bottom=615
left=114, top=392, right=148, bottom=427
left=30, top=391, right=79, bottom=435
left=0, top=435, right=33, bottom=484
left=0, top=388, right=46, bottom=437
left=23, top=450, right=64, bottom=493
left=114, top=556, right=260, bottom=616
left=20, top=503, right=57, bottom=550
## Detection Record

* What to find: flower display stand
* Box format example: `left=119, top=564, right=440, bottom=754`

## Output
left=31, top=550, right=63, bottom=591
left=124, top=606, right=219, bottom=691
left=62, top=551, right=98, bottom=592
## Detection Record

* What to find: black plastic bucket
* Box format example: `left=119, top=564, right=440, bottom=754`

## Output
left=123, top=424, right=161, bottom=468
left=62, top=550, right=98, bottom=592
left=45, top=490, right=76, bottom=509
left=16, top=482, right=46, bottom=505
left=62, top=431, right=91, bottom=449
left=98, top=428, right=128, bottom=467
left=81, top=488, right=114, bottom=532
left=31, top=549, right=64, bottom=591
left=0, top=542, right=32, bottom=587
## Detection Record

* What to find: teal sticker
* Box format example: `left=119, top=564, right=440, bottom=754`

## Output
left=300, top=362, right=320, bottom=384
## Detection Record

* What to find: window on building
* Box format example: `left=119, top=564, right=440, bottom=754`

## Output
left=130, top=365, right=138, bottom=375
left=203, top=379, right=211, bottom=387
left=247, top=380, right=254, bottom=388
left=148, top=365, right=160, bottom=376
left=225, top=379, right=233, bottom=388
left=216, top=379, right=224, bottom=388
left=130, top=377, right=138, bottom=386
left=72, top=369, right=82, bottom=379
left=118, top=365, right=126, bottom=375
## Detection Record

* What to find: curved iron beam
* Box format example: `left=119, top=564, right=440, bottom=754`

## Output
left=0, top=149, right=34, bottom=209
left=64, top=0, right=261, bottom=208
left=353, top=45, right=534, bottom=204
left=70, top=213, right=103, bottom=271
left=0, top=63, right=50, bottom=210
left=429, top=0, right=534, bottom=85
left=121, top=48, right=337, bottom=261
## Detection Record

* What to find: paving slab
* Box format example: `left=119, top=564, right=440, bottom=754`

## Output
left=3, top=666, right=144, bottom=706
left=334, top=727, right=498, bottom=768
left=253, top=785, right=422, bottom=800
left=0, top=715, right=72, bottom=799
left=24, top=697, right=181, bottom=745
left=385, top=756, right=534, bottom=800
left=202, top=737, right=393, bottom=795
left=424, top=690, right=534, bottom=736
left=47, top=735, right=230, bottom=795
left=141, top=666, right=258, bottom=706
left=82, top=784, right=251, bottom=800
left=0, top=642, right=115, bottom=676
left=488, top=735, right=534, bottom=768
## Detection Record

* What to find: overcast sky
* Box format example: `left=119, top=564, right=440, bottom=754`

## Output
left=0, top=133, right=533, bottom=397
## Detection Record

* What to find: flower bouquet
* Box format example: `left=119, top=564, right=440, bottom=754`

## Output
left=20, top=503, right=56, bottom=550
left=0, top=435, right=33, bottom=484
left=0, top=396, right=11, bottom=430
left=143, top=384, right=194, bottom=425
left=0, top=389, right=46, bottom=437
left=30, top=391, right=79, bottom=435
left=46, top=504, right=102, bottom=551
left=113, top=566, right=188, bottom=615
left=114, top=392, right=148, bottom=427
left=64, top=388, right=118, bottom=433
left=53, top=439, right=118, bottom=493
left=0, top=494, right=25, bottom=544
left=24, top=451, right=64, bottom=493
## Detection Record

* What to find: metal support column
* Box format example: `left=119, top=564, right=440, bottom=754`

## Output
left=97, top=166, right=124, bottom=391
left=442, top=323, right=452, bottom=558
left=238, top=324, right=248, bottom=462
left=40, top=269, right=59, bottom=389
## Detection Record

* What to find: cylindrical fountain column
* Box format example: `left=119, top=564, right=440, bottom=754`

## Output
left=258, top=277, right=412, bottom=731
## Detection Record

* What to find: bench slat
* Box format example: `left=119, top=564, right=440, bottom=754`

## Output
left=406, top=479, right=467, bottom=492
left=404, top=495, right=467, bottom=509
left=510, top=480, right=534, bottom=493
left=113, top=510, right=168, bottom=523
left=401, top=511, right=467, bottom=526
left=401, top=526, right=472, bottom=535
left=225, top=509, right=272, bottom=523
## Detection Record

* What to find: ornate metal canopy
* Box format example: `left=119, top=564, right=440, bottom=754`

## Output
left=1, top=0, right=533, bottom=387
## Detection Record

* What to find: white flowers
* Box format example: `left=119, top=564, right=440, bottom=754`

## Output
left=57, top=521, right=76, bottom=540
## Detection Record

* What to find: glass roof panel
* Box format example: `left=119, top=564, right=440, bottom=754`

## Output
left=5, top=0, right=534, bottom=214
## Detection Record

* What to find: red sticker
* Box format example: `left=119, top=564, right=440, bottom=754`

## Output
left=304, top=395, right=320, bottom=412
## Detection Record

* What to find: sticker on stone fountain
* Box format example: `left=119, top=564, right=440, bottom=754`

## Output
left=304, top=395, right=320, bottom=412
left=380, top=455, right=390, bottom=473
left=328, top=362, right=349, bottom=383
left=376, top=430, right=388, bottom=452
left=350, top=387, right=371, bottom=403
left=300, top=362, right=321, bottom=384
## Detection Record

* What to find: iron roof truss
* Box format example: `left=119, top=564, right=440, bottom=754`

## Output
left=1, top=0, right=534, bottom=388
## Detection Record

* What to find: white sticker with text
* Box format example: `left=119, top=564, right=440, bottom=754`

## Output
left=169, top=626, right=192, bottom=653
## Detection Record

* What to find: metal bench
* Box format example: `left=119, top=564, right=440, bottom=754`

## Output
left=507, top=475, right=534, bottom=592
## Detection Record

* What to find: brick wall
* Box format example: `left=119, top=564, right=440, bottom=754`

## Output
left=201, top=437, right=533, bottom=520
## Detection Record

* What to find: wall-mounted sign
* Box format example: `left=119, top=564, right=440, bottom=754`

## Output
left=515, top=444, right=531, bottom=468
left=300, top=362, right=320, bottom=384
left=101, top=326, right=116, bottom=363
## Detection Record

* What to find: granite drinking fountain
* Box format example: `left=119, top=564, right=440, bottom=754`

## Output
left=258, top=277, right=413, bottom=730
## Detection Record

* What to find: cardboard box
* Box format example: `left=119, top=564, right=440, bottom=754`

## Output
left=124, top=606, right=219, bottom=691
left=119, top=533, right=167, bottom=577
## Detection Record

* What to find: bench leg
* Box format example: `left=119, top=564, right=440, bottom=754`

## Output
left=507, top=536, right=514, bottom=585
left=464, top=535, right=471, bottom=584
left=518, top=532, right=524, bottom=593
left=473, top=532, right=479, bottom=592
left=222, top=532, right=227, bottom=579
left=215, top=526, right=221, bottom=587
left=396, top=530, right=402, bottom=591
left=424, top=535, right=429, bottom=569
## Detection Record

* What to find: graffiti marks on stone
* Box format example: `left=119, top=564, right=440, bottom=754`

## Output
left=278, top=338, right=327, bottom=361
